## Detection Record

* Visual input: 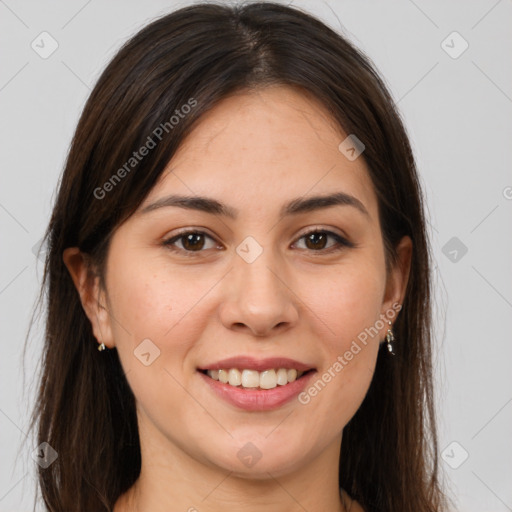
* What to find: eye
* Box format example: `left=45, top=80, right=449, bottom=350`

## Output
left=162, top=230, right=220, bottom=255
left=162, top=228, right=353, bottom=257
left=293, top=229, right=353, bottom=253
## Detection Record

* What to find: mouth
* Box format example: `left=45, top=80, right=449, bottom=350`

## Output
left=198, top=366, right=317, bottom=411
left=197, top=356, right=317, bottom=410
left=198, top=367, right=316, bottom=390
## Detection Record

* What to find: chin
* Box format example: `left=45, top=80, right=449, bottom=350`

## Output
left=202, top=440, right=306, bottom=478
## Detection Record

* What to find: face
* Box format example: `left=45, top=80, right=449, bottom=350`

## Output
left=66, top=85, right=411, bottom=479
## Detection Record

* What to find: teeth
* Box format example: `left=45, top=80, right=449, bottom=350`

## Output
left=276, top=368, right=288, bottom=386
left=205, top=368, right=306, bottom=389
left=260, top=369, right=277, bottom=389
left=242, top=369, right=260, bottom=388
left=287, top=369, right=297, bottom=382
left=228, top=368, right=241, bottom=386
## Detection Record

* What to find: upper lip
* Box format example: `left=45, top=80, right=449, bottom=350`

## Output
left=198, top=356, right=315, bottom=372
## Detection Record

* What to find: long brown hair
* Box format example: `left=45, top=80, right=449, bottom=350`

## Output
left=25, top=2, right=448, bottom=510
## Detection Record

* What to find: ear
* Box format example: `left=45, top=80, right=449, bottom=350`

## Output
left=380, top=235, right=412, bottom=325
left=62, top=247, right=114, bottom=349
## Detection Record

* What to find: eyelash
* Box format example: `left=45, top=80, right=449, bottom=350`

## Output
left=162, top=228, right=354, bottom=257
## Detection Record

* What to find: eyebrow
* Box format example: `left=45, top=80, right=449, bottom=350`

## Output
left=139, top=191, right=370, bottom=219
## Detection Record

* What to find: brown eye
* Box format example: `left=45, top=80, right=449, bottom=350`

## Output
left=304, top=232, right=328, bottom=250
left=163, top=230, right=219, bottom=255
left=181, top=232, right=206, bottom=251
left=294, top=229, right=352, bottom=252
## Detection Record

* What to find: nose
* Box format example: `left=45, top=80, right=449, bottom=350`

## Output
left=218, top=247, right=300, bottom=337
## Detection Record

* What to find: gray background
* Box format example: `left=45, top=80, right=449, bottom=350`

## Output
left=1, top=0, right=511, bottom=510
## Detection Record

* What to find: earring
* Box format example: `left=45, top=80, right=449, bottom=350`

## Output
left=97, top=342, right=106, bottom=352
left=386, top=321, right=396, bottom=355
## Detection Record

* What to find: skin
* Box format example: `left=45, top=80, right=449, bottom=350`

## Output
left=64, top=85, right=412, bottom=512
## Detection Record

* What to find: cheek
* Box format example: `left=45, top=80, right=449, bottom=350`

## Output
left=106, top=252, right=205, bottom=343
left=296, top=260, right=384, bottom=414
left=104, top=258, right=208, bottom=427
left=304, top=260, right=386, bottom=349
left=105, top=253, right=224, bottom=397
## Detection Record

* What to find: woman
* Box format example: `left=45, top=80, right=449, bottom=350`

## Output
left=28, top=2, right=449, bottom=511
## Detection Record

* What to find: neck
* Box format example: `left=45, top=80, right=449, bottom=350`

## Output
left=114, top=411, right=346, bottom=512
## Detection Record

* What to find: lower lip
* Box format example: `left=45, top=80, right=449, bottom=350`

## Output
left=198, top=370, right=316, bottom=411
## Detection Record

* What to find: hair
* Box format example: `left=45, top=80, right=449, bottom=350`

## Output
left=25, top=2, right=449, bottom=511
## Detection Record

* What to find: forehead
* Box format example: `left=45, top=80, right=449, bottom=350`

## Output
left=143, top=85, right=378, bottom=221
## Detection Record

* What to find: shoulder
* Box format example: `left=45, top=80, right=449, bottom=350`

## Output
left=351, top=499, right=366, bottom=512
left=341, top=488, right=366, bottom=512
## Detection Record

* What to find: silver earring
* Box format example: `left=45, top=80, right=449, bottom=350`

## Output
left=386, top=321, right=396, bottom=355
left=97, top=342, right=106, bottom=352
